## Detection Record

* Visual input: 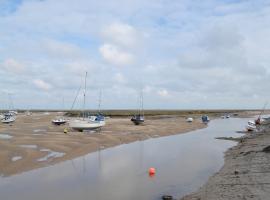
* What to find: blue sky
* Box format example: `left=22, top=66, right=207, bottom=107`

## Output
left=1, top=0, right=270, bottom=109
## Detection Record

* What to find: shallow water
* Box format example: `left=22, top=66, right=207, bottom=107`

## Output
left=0, top=118, right=249, bottom=200
left=0, top=133, right=13, bottom=139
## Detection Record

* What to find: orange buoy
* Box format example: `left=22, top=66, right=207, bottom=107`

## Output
left=148, top=167, right=156, bottom=176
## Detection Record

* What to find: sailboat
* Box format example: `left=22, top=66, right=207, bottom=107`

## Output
left=131, top=89, right=144, bottom=125
left=1, top=113, right=16, bottom=123
left=52, top=98, right=67, bottom=125
left=69, top=72, right=105, bottom=131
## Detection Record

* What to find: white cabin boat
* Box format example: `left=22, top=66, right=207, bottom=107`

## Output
left=186, top=117, right=193, bottom=122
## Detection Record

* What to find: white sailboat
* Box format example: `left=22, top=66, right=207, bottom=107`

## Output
left=1, top=113, right=16, bottom=123
left=69, top=72, right=105, bottom=131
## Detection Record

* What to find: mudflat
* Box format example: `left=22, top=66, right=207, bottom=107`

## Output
left=181, top=127, right=270, bottom=200
left=0, top=112, right=206, bottom=176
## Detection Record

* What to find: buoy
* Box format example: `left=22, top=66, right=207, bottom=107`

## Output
left=148, top=167, right=156, bottom=175
left=64, top=128, right=68, bottom=134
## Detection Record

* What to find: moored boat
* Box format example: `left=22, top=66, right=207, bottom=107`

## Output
left=52, top=118, right=67, bottom=125
left=131, top=114, right=144, bottom=125
left=186, top=117, right=193, bottom=122
left=201, top=115, right=210, bottom=123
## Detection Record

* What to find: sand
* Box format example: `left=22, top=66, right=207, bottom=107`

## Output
left=181, top=128, right=270, bottom=200
left=0, top=112, right=206, bottom=176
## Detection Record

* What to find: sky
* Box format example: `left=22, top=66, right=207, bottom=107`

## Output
left=0, top=0, right=270, bottom=110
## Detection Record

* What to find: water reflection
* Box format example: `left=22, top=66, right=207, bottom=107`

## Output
left=0, top=118, right=249, bottom=200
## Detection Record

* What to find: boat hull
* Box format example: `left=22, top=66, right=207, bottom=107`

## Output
left=69, top=120, right=105, bottom=131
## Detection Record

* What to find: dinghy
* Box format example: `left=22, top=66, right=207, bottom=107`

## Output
left=186, top=117, right=193, bottom=122
left=52, top=118, right=67, bottom=125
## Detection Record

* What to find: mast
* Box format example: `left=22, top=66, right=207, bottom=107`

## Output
left=98, top=89, right=102, bottom=113
left=83, top=72, right=87, bottom=119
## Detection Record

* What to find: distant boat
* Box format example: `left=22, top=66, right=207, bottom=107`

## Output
left=69, top=72, right=105, bottom=131
left=1, top=114, right=16, bottom=123
left=131, top=114, right=144, bottom=125
left=246, top=124, right=256, bottom=132
left=201, top=115, right=210, bottom=123
left=186, top=117, right=193, bottom=122
left=52, top=118, right=67, bottom=125
left=131, top=89, right=144, bottom=125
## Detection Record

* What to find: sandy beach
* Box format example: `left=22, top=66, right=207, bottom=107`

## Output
left=0, top=112, right=207, bottom=176
left=181, top=125, right=270, bottom=200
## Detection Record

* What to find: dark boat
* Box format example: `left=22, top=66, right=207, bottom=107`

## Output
left=131, top=114, right=144, bottom=125
left=131, top=89, right=145, bottom=125
left=201, top=115, right=210, bottom=123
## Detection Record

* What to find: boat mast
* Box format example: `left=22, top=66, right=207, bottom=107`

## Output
left=141, top=89, right=144, bottom=117
left=98, top=89, right=102, bottom=113
left=83, top=72, right=87, bottom=119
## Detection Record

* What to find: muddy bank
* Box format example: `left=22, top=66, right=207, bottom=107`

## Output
left=181, top=130, right=270, bottom=200
left=0, top=112, right=206, bottom=177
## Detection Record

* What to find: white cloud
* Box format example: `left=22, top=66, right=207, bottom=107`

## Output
left=43, top=39, right=83, bottom=59
left=157, top=89, right=169, bottom=97
left=99, top=43, right=134, bottom=66
left=113, top=73, right=126, bottom=84
left=1, top=58, right=25, bottom=73
left=102, top=22, right=141, bottom=48
left=33, top=79, right=52, bottom=91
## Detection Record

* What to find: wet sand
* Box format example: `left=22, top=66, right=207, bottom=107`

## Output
left=181, top=127, right=270, bottom=200
left=0, top=112, right=206, bottom=176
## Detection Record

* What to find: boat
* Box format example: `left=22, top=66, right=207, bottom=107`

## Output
left=246, top=124, right=256, bottom=132
left=69, top=119, right=105, bottom=131
left=0, top=114, right=4, bottom=120
left=248, top=120, right=256, bottom=126
left=131, top=89, right=144, bottom=125
left=131, top=114, right=144, bottom=125
left=1, top=114, right=16, bottom=123
left=201, top=115, right=210, bottom=123
left=69, top=72, right=105, bottom=131
left=52, top=118, right=67, bottom=125
left=186, top=117, right=193, bottom=122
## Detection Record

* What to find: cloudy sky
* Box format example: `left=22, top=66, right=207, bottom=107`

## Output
left=0, top=0, right=270, bottom=110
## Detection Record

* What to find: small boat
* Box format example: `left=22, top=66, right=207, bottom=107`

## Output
left=246, top=124, right=256, bottom=132
left=52, top=118, right=67, bottom=125
left=131, top=114, right=144, bottom=125
left=1, top=115, right=16, bottom=123
left=131, top=89, right=144, bottom=125
left=248, top=120, right=256, bottom=126
left=201, top=115, right=210, bottom=123
left=186, top=117, right=193, bottom=122
left=225, top=114, right=230, bottom=118
left=260, top=117, right=270, bottom=125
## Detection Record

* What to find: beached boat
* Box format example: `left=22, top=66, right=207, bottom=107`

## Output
left=131, top=114, right=144, bottom=125
left=246, top=124, right=256, bottom=132
left=201, top=115, right=210, bottom=123
left=131, top=89, right=145, bottom=125
left=69, top=72, right=105, bottom=131
left=1, top=115, right=16, bottom=123
left=52, top=118, right=67, bottom=125
left=69, top=119, right=105, bottom=131
left=186, top=117, right=193, bottom=122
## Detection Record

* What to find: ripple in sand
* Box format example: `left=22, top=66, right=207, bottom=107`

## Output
left=11, top=156, right=22, bottom=162
left=37, top=149, right=65, bottom=162
left=19, top=144, right=38, bottom=149
left=33, top=129, right=47, bottom=133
